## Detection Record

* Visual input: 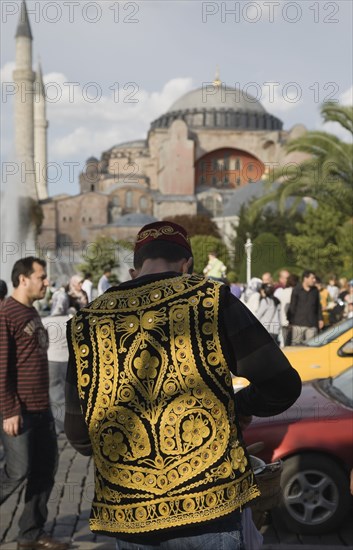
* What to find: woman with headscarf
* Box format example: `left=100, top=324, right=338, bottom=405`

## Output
left=241, top=277, right=262, bottom=315
left=255, top=283, right=280, bottom=343
left=68, top=274, right=88, bottom=311
left=42, top=292, right=75, bottom=434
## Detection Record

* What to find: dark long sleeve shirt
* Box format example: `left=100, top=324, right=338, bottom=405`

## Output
left=287, top=284, right=323, bottom=327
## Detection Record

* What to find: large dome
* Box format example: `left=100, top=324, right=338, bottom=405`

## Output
left=168, top=85, right=266, bottom=114
left=151, top=84, right=282, bottom=132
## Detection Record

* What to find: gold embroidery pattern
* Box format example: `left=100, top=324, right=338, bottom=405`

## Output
left=71, top=275, right=259, bottom=534
left=89, top=477, right=259, bottom=533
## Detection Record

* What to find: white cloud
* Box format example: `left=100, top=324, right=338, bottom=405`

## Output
left=261, top=81, right=303, bottom=113
left=48, top=77, right=194, bottom=159
left=1, top=59, right=195, bottom=176
left=52, top=127, right=126, bottom=158
left=340, top=85, right=353, bottom=106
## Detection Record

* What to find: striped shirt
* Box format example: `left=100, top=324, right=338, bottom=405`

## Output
left=0, top=297, right=50, bottom=419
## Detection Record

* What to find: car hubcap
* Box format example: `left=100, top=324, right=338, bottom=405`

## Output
left=284, top=469, right=338, bottom=525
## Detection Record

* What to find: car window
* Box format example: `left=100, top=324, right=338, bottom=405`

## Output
left=305, top=318, right=353, bottom=348
left=320, top=367, right=353, bottom=407
left=338, top=338, right=353, bottom=357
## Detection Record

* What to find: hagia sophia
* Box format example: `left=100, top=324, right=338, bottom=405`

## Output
left=13, top=0, right=308, bottom=252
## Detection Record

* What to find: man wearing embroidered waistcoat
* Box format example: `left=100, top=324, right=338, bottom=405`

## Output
left=65, top=221, right=301, bottom=550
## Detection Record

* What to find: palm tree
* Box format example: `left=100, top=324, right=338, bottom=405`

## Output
left=250, top=102, right=353, bottom=218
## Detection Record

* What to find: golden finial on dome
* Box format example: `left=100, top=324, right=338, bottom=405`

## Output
left=213, top=65, right=221, bottom=86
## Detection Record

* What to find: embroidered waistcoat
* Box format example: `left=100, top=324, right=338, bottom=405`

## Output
left=70, top=275, right=259, bottom=535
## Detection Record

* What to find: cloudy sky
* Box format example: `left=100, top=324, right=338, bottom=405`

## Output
left=1, top=0, right=352, bottom=196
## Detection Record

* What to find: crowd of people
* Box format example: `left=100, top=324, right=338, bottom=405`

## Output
left=232, top=271, right=353, bottom=347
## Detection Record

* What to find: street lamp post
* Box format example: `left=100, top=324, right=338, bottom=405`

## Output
left=244, top=233, right=253, bottom=285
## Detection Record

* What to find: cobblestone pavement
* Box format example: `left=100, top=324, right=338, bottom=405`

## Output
left=1, top=434, right=352, bottom=549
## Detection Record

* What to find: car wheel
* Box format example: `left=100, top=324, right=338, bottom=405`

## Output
left=279, top=453, right=350, bottom=534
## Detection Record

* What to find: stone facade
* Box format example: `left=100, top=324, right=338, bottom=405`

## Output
left=37, top=103, right=307, bottom=250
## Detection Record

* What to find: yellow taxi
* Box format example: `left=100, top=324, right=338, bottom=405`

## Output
left=232, top=318, right=353, bottom=390
left=283, top=318, right=353, bottom=382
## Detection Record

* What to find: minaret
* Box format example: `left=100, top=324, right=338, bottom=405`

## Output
left=34, top=61, right=48, bottom=199
left=13, top=0, right=37, bottom=199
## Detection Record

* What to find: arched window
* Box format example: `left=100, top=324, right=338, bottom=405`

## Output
left=125, top=191, right=133, bottom=208
left=140, top=196, right=148, bottom=211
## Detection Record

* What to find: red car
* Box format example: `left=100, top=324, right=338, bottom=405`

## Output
left=244, top=366, right=353, bottom=534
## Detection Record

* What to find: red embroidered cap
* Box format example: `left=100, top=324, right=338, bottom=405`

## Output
left=134, top=221, right=192, bottom=254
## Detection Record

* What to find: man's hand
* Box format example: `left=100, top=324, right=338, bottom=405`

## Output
left=319, top=320, right=324, bottom=330
left=3, top=415, right=23, bottom=436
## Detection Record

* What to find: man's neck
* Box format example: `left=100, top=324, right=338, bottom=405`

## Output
left=136, top=259, right=182, bottom=278
left=12, top=289, right=33, bottom=307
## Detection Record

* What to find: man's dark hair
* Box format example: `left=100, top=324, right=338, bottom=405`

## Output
left=261, top=283, right=275, bottom=297
left=11, top=256, right=46, bottom=288
left=286, top=273, right=299, bottom=288
left=134, top=241, right=192, bottom=270
left=103, top=266, right=112, bottom=274
left=84, top=272, right=92, bottom=279
left=0, top=280, right=8, bottom=300
left=302, top=270, right=315, bottom=281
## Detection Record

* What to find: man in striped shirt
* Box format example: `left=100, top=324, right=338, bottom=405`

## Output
left=0, top=257, right=69, bottom=550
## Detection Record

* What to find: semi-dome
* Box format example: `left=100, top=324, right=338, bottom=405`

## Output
left=111, top=140, right=147, bottom=150
left=151, top=84, right=282, bottom=132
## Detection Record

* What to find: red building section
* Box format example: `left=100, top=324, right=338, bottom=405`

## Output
left=195, top=148, right=265, bottom=188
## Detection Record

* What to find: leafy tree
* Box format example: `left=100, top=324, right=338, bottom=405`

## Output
left=285, top=204, right=349, bottom=277
left=78, top=234, right=122, bottom=286
left=163, top=214, right=220, bottom=238
left=250, top=102, right=353, bottom=217
left=190, top=235, right=229, bottom=275
left=336, top=219, right=353, bottom=278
